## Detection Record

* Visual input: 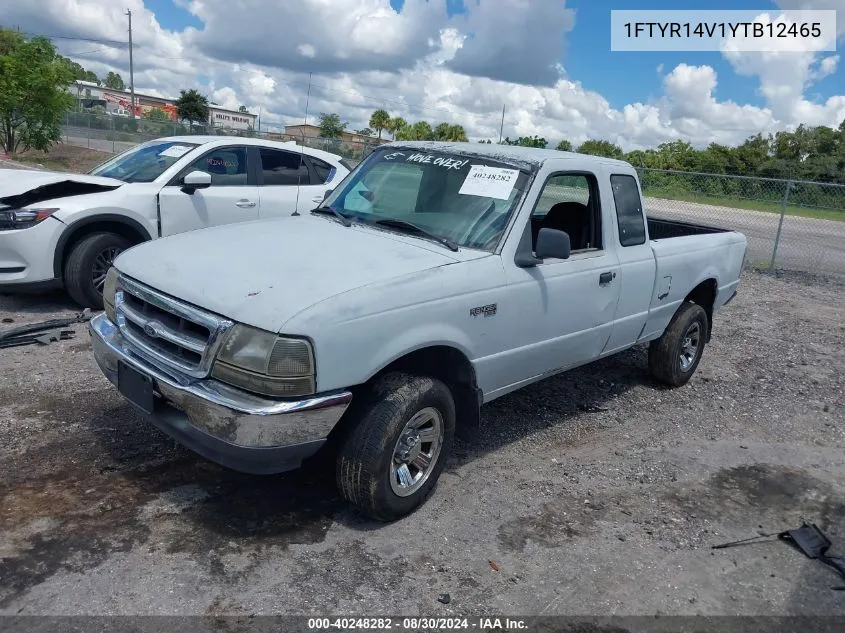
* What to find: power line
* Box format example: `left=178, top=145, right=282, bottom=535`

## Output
left=22, top=31, right=127, bottom=46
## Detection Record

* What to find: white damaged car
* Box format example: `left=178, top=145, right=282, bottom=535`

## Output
left=0, top=136, right=351, bottom=307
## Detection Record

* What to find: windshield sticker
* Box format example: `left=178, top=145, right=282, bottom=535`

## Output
left=405, top=153, right=469, bottom=171
left=458, top=165, right=520, bottom=200
left=158, top=145, right=193, bottom=159
left=383, top=151, right=406, bottom=161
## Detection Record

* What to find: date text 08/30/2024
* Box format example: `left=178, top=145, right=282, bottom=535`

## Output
left=307, top=617, right=528, bottom=630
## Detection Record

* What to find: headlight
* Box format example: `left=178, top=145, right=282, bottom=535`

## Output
left=103, top=267, right=118, bottom=322
left=212, top=324, right=315, bottom=398
left=0, top=208, right=59, bottom=230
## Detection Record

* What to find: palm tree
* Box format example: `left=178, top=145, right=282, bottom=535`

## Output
left=386, top=116, right=408, bottom=140
left=369, top=109, right=391, bottom=140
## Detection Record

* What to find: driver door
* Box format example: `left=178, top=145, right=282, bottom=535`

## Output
left=158, top=145, right=260, bottom=236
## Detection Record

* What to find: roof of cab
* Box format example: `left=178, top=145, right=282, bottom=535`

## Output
left=381, top=140, right=633, bottom=171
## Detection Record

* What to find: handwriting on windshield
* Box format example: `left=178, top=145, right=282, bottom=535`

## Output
left=405, top=153, right=469, bottom=171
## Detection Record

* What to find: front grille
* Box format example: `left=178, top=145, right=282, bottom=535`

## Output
left=114, top=275, right=234, bottom=378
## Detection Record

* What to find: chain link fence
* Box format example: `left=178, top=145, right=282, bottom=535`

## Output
left=53, top=114, right=845, bottom=277
left=59, top=110, right=379, bottom=165
left=637, top=168, right=845, bottom=278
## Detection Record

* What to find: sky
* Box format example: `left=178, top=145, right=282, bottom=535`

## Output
left=1, top=0, right=844, bottom=150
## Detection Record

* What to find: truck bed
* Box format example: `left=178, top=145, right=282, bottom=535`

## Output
left=647, top=217, right=730, bottom=241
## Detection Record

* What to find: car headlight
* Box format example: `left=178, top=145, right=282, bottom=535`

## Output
left=103, top=267, right=119, bottom=322
left=212, top=325, right=315, bottom=398
left=0, top=208, right=59, bottom=231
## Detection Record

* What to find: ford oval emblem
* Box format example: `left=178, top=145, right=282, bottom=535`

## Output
left=144, top=322, right=159, bottom=338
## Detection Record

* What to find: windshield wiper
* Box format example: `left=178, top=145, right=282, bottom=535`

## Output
left=373, top=218, right=459, bottom=252
left=311, top=205, right=352, bottom=227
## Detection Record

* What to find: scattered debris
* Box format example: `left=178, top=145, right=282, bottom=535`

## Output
left=0, top=310, right=91, bottom=349
left=489, top=560, right=500, bottom=572
left=713, top=523, right=845, bottom=588
left=437, top=593, right=451, bottom=605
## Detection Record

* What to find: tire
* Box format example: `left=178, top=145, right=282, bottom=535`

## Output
left=63, top=232, right=131, bottom=309
left=336, top=372, right=456, bottom=521
left=648, top=302, right=709, bottom=387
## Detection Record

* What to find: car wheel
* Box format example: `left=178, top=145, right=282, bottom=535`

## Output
left=64, top=232, right=130, bottom=309
left=648, top=301, right=709, bottom=387
left=336, top=372, right=456, bottom=521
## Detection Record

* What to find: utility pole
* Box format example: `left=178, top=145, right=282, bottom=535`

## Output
left=126, top=9, right=136, bottom=119
left=498, top=104, right=506, bottom=144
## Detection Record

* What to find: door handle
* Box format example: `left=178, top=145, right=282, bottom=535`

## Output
left=599, top=271, right=616, bottom=286
left=235, top=199, right=256, bottom=208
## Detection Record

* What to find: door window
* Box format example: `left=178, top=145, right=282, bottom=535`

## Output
left=184, top=147, right=248, bottom=186
left=260, top=148, right=309, bottom=186
left=532, top=173, right=602, bottom=253
left=309, top=157, right=337, bottom=184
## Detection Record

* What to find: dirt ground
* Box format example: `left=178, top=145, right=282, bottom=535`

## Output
left=0, top=270, right=844, bottom=620
left=0, top=144, right=112, bottom=173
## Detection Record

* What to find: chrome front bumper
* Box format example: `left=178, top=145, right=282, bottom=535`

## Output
left=89, top=313, right=353, bottom=474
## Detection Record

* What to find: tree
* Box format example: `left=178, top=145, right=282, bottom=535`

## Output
left=144, top=108, right=171, bottom=122
left=503, top=135, right=547, bottom=148
left=577, top=139, right=624, bottom=159
left=104, top=71, right=125, bottom=90
left=238, top=105, right=248, bottom=113
left=175, top=88, right=210, bottom=129
left=369, top=108, right=391, bottom=140
left=0, top=29, right=74, bottom=153
left=555, top=139, right=573, bottom=152
left=318, top=112, right=346, bottom=138
left=386, top=116, right=407, bottom=139
left=356, top=127, right=374, bottom=137
left=431, top=122, right=467, bottom=142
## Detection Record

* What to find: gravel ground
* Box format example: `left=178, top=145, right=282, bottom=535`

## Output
left=0, top=270, right=844, bottom=620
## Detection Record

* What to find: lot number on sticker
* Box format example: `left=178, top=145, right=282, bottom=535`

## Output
left=459, top=165, right=519, bottom=200
left=159, top=145, right=193, bottom=158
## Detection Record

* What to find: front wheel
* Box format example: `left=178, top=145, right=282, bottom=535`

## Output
left=336, top=372, right=456, bottom=521
left=63, top=232, right=130, bottom=309
left=648, top=301, right=709, bottom=387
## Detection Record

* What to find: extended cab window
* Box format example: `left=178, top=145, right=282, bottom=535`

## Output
left=184, top=147, right=248, bottom=186
left=532, top=174, right=602, bottom=253
left=611, top=174, right=646, bottom=246
left=260, top=148, right=309, bottom=186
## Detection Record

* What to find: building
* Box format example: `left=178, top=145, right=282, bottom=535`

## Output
left=68, top=80, right=258, bottom=131
left=283, top=124, right=390, bottom=147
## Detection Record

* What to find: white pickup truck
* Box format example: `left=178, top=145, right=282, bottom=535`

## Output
left=89, top=141, right=747, bottom=520
left=0, top=136, right=350, bottom=308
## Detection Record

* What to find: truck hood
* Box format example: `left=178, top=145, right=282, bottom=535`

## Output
left=114, top=215, right=462, bottom=333
left=0, top=170, right=123, bottom=208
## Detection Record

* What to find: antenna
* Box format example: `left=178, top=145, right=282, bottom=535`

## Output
left=292, top=72, right=313, bottom=217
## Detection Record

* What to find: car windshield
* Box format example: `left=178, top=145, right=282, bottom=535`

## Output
left=322, top=147, right=534, bottom=252
left=88, top=140, right=200, bottom=183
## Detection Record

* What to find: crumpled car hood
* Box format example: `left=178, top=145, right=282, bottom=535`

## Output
left=0, top=170, right=123, bottom=208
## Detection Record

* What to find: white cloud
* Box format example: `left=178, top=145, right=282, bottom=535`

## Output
left=2, top=0, right=844, bottom=151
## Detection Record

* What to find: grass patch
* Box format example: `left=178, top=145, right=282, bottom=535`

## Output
left=643, top=188, right=845, bottom=222
left=11, top=144, right=113, bottom=174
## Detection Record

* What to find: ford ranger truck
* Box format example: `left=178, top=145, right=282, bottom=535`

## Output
left=89, top=141, right=747, bottom=520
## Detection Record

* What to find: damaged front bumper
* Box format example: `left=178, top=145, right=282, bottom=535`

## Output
left=89, top=313, right=353, bottom=474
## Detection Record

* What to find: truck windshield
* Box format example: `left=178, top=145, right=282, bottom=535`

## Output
left=88, top=140, right=200, bottom=183
left=322, top=148, right=533, bottom=252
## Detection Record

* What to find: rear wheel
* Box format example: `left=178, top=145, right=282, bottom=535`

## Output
left=648, top=302, right=708, bottom=387
left=336, top=372, right=455, bottom=521
left=63, top=232, right=130, bottom=309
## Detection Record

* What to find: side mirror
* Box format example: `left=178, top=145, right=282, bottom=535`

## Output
left=181, top=170, right=211, bottom=193
left=322, top=188, right=334, bottom=202
left=535, top=228, right=571, bottom=260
